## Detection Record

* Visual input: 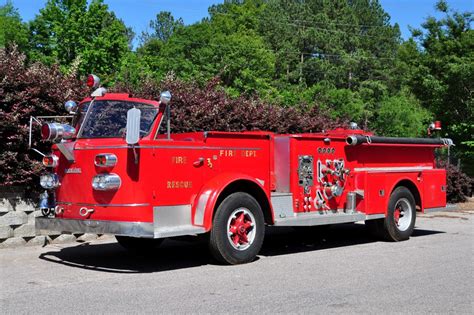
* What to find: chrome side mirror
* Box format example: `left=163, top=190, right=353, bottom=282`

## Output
left=160, top=91, right=172, bottom=104
left=126, top=107, right=141, bottom=145
left=64, top=100, right=77, bottom=114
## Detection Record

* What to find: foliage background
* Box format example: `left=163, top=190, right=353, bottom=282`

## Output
left=0, top=0, right=472, bottom=201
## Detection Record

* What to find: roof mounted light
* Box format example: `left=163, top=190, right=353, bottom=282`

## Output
left=160, top=91, right=172, bottom=105
left=87, top=74, right=100, bottom=88
left=64, top=100, right=77, bottom=113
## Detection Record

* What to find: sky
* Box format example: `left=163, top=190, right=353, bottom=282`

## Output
left=6, top=0, right=474, bottom=46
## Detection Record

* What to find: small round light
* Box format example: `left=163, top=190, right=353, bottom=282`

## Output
left=64, top=100, right=78, bottom=113
left=160, top=91, right=172, bottom=105
left=42, top=155, right=58, bottom=168
left=94, top=154, right=117, bottom=167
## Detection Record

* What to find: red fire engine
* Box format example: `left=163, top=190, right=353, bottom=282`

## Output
left=33, top=75, right=453, bottom=264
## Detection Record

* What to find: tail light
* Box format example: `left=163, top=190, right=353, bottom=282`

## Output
left=40, top=173, right=60, bottom=189
left=94, top=154, right=117, bottom=167
left=42, top=155, right=59, bottom=168
left=92, top=174, right=121, bottom=191
left=41, top=123, right=76, bottom=142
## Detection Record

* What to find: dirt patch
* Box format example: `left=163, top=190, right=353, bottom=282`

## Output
left=454, top=198, right=474, bottom=212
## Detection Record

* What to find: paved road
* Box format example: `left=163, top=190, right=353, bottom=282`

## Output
left=1, top=210, right=473, bottom=314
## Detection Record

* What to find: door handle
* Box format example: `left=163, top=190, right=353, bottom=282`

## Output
left=193, top=157, right=204, bottom=167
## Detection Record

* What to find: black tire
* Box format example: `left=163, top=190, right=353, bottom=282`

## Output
left=366, top=186, right=416, bottom=241
left=209, top=192, right=265, bottom=265
left=115, top=236, right=164, bottom=252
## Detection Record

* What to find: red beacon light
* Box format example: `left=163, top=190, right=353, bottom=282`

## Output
left=87, top=74, right=100, bottom=88
left=428, top=121, right=442, bottom=136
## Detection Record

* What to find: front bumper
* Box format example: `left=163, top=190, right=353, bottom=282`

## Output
left=36, top=217, right=155, bottom=238
left=36, top=204, right=207, bottom=238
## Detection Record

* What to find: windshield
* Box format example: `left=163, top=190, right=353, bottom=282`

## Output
left=77, top=101, right=158, bottom=139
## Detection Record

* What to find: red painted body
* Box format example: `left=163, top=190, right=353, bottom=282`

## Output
left=46, top=93, right=447, bottom=234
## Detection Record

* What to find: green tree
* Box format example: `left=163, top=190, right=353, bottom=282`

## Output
left=259, top=0, right=401, bottom=90
left=372, top=92, right=432, bottom=137
left=0, top=1, right=28, bottom=50
left=138, top=5, right=275, bottom=96
left=140, top=11, right=184, bottom=44
left=401, top=0, right=473, bottom=174
left=28, top=0, right=131, bottom=78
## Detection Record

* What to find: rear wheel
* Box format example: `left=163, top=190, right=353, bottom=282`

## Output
left=209, top=192, right=265, bottom=265
left=366, top=186, right=416, bottom=241
left=115, top=236, right=163, bottom=252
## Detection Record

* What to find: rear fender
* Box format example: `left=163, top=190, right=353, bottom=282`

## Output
left=192, top=172, right=271, bottom=231
left=388, top=175, right=423, bottom=213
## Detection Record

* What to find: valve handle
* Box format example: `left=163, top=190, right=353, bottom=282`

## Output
left=79, top=207, right=94, bottom=217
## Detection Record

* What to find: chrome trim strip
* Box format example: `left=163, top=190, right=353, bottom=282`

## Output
left=36, top=217, right=154, bottom=238
left=365, top=214, right=385, bottom=220
left=75, top=145, right=262, bottom=151
left=424, top=205, right=457, bottom=214
left=274, top=211, right=366, bottom=226
left=353, top=166, right=433, bottom=173
left=56, top=201, right=149, bottom=207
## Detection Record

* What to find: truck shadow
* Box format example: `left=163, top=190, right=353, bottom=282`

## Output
left=38, top=223, right=444, bottom=274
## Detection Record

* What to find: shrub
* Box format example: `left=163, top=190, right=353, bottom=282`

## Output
left=114, top=76, right=346, bottom=134
left=445, top=163, right=473, bottom=203
left=1, top=48, right=345, bottom=193
left=0, top=46, right=86, bottom=190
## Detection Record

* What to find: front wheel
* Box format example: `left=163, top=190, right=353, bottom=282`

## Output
left=366, top=186, right=416, bottom=241
left=209, top=192, right=265, bottom=265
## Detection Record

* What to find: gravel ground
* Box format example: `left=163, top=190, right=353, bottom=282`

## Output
left=0, top=208, right=473, bottom=314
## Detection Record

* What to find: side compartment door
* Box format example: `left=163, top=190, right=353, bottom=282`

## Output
left=422, top=169, right=447, bottom=209
left=365, top=173, right=388, bottom=215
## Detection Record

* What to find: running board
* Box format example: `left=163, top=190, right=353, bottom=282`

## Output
left=273, top=211, right=366, bottom=226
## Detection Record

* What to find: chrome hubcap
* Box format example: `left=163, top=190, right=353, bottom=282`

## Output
left=394, top=198, right=413, bottom=231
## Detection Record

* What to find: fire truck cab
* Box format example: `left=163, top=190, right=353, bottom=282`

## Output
left=35, top=75, right=453, bottom=264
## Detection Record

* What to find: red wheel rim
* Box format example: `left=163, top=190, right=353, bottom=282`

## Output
left=227, top=208, right=256, bottom=251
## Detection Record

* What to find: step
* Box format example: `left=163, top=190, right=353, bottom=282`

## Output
left=273, top=210, right=366, bottom=226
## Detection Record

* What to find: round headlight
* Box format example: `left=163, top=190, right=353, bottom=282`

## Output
left=40, top=173, right=60, bottom=189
